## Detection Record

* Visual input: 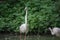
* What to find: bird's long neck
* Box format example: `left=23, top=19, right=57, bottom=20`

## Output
left=49, top=28, right=53, bottom=32
left=25, top=8, right=28, bottom=25
left=49, top=28, right=54, bottom=35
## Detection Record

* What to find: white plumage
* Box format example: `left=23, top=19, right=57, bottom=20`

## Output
left=20, top=7, right=28, bottom=33
left=49, top=27, right=60, bottom=37
left=20, top=24, right=28, bottom=33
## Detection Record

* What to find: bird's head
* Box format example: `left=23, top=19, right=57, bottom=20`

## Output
left=48, top=27, right=51, bottom=30
left=24, top=7, right=27, bottom=11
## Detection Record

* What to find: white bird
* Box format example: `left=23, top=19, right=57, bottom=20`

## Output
left=49, top=27, right=60, bottom=37
left=20, top=7, right=28, bottom=40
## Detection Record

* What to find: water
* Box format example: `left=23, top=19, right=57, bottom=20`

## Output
left=0, top=34, right=60, bottom=40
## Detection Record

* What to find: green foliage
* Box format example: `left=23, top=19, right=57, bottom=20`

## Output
left=0, top=0, right=60, bottom=34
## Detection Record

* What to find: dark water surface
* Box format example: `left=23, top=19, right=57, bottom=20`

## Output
left=0, top=34, right=60, bottom=40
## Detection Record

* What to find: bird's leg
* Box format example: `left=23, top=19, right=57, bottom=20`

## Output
left=24, top=33, right=26, bottom=40
left=20, top=33, right=21, bottom=40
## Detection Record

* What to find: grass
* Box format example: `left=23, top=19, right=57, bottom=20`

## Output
left=0, top=34, right=60, bottom=40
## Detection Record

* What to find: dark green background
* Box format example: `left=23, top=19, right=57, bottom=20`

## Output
left=0, top=0, right=60, bottom=34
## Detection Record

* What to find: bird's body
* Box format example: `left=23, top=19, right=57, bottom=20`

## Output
left=49, top=27, right=60, bottom=37
left=20, top=24, right=28, bottom=33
